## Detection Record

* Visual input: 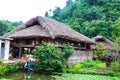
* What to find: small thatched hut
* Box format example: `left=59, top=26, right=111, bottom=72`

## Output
left=3, top=16, right=94, bottom=63
left=92, top=35, right=113, bottom=50
left=92, top=36, right=120, bottom=62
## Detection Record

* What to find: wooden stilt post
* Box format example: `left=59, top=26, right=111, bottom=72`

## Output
left=19, top=47, right=22, bottom=59
left=30, top=48, right=32, bottom=54
left=27, top=48, right=28, bottom=54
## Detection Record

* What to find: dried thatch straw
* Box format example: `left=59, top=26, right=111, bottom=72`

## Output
left=3, top=16, right=94, bottom=44
left=92, top=35, right=113, bottom=50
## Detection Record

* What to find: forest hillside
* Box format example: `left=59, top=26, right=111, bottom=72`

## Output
left=45, top=0, right=120, bottom=41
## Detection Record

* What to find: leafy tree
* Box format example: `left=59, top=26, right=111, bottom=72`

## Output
left=66, top=0, right=73, bottom=7
left=46, top=0, right=120, bottom=40
left=32, top=42, right=74, bottom=73
left=45, top=11, right=49, bottom=17
left=0, top=21, right=7, bottom=35
left=112, top=38, right=120, bottom=70
left=94, top=43, right=108, bottom=59
left=93, top=43, right=114, bottom=68
left=111, top=18, right=120, bottom=40
left=52, top=7, right=61, bottom=20
left=63, top=43, right=74, bottom=60
left=83, top=6, right=103, bottom=21
left=0, top=20, right=22, bottom=35
left=113, top=38, right=120, bottom=60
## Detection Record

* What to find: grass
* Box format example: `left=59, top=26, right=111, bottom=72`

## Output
left=52, top=73, right=119, bottom=80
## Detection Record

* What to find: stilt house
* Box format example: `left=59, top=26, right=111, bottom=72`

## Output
left=3, top=16, right=94, bottom=63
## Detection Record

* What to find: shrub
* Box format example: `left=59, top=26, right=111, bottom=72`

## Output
left=118, top=58, right=120, bottom=64
left=0, top=64, right=8, bottom=75
left=96, top=62, right=106, bottom=68
left=0, top=64, right=20, bottom=76
left=93, top=43, right=108, bottom=59
left=80, top=60, right=97, bottom=68
left=7, top=64, right=19, bottom=72
left=93, top=43, right=116, bottom=68
left=73, top=64, right=81, bottom=70
left=62, top=43, right=74, bottom=60
left=110, top=62, right=120, bottom=71
left=32, top=42, right=74, bottom=73
left=68, top=60, right=120, bottom=77
left=70, top=60, right=106, bottom=70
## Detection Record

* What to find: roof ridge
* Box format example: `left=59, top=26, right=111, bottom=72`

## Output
left=37, top=16, right=55, bottom=39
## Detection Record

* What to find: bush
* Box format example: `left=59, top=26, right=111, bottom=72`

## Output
left=80, top=60, right=97, bottom=68
left=0, top=64, right=9, bottom=75
left=32, top=42, right=74, bottom=73
left=110, top=62, right=120, bottom=71
left=71, top=60, right=106, bottom=70
left=93, top=43, right=114, bottom=68
left=0, top=64, right=20, bottom=76
left=7, top=64, right=19, bottom=72
left=68, top=60, right=120, bottom=77
left=62, top=43, right=74, bottom=60
left=96, top=62, right=106, bottom=68
left=93, top=43, right=108, bottom=59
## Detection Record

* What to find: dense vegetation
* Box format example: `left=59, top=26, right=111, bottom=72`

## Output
left=0, top=63, right=22, bottom=76
left=45, top=0, right=120, bottom=40
left=0, top=20, right=22, bottom=36
left=32, top=42, right=74, bottom=73
left=67, top=60, right=120, bottom=80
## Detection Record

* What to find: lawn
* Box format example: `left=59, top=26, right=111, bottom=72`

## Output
left=52, top=73, right=118, bottom=80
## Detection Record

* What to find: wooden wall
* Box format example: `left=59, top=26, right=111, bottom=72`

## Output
left=68, top=50, right=93, bottom=64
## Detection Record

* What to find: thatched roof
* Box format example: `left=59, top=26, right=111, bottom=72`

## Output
left=92, top=35, right=113, bottom=50
left=3, top=16, right=94, bottom=44
left=0, top=37, right=13, bottom=40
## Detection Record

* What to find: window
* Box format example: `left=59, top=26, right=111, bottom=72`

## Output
left=1, top=43, right=5, bottom=47
left=24, top=39, right=32, bottom=45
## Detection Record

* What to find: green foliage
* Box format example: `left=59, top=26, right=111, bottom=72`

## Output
left=73, top=64, right=81, bottom=70
left=96, top=62, right=106, bottom=68
left=113, top=38, right=120, bottom=52
left=68, top=60, right=120, bottom=77
left=0, top=58, right=3, bottom=62
left=7, top=64, right=19, bottom=72
left=66, top=0, right=73, bottom=7
left=32, top=42, right=64, bottom=72
left=62, top=43, right=74, bottom=60
left=0, top=64, right=20, bottom=76
left=93, top=43, right=108, bottom=58
left=111, top=18, right=120, bottom=39
left=0, top=21, right=7, bottom=35
left=0, top=20, right=22, bottom=36
left=0, top=78, right=11, bottom=80
left=0, top=64, right=9, bottom=75
left=32, top=42, right=74, bottom=73
left=47, top=0, right=120, bottom=39
left=68, top=68, right=120, bottom=77
left=93, top=43, right=114, bottom=68
left=45, top=11, right=49, bottom=17
left=110, top=62, right=120, bottom=71
left=71, top=60, right=106, bottom=69
left=80, top=60, right=97, bottom=68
